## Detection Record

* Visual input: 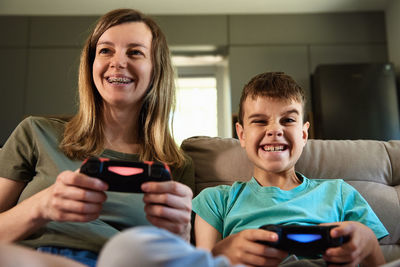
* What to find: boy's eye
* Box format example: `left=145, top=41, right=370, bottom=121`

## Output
left=282, top=118, right=296, bottom=124
left=252, top=120, right=267, bottom=125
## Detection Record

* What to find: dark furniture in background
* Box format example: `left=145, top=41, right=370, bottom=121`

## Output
left=312, top=63, right=400, bottom=140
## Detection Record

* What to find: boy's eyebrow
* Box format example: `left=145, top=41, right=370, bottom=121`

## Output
left=283, top=109, right=300, bottom=116
left=247, top=113, right=267, bottom=119
left=246, top=109, right=301, bottom=119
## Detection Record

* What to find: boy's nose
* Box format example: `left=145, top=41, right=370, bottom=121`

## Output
left=267, top=126, right=283, bottom=137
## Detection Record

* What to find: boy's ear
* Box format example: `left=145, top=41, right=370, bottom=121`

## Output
left=235, top=122, right=246, bottom=148
left=302, top=121, right=310, bottom=144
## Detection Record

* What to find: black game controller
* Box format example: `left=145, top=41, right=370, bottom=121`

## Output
left=258, top=224, right=350, bottom=256
left=80, top=157, right=171, bottom=193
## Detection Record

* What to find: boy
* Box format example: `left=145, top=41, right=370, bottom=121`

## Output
left=192, top=72, right=388, bottom=266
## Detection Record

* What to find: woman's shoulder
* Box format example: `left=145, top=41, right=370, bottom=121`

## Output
left=21, top=116, right=69, bottom=130
left=7, top=116, right=68, bottom=142
left=13, top=116, right=70, bottom=146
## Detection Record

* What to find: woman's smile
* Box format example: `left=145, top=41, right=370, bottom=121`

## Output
left=106, top=75, right=134, bottom=85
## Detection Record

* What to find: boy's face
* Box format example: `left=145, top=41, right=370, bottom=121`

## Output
left=236, top=96, right=309, bottom=177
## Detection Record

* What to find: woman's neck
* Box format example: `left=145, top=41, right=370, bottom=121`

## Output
left=102, top=104, right=141, bottom=154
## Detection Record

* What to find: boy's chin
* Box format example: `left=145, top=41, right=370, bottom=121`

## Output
left=254, top=163, right=295, bottom=175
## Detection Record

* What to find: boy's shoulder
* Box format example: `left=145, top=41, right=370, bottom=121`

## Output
left=194, top=180, right=250, bottom=202
left=307, top=177, right=345, bottom=185
left=303, top=176, right=359, bottom=196
left=298, top=173, right=343, bottom=185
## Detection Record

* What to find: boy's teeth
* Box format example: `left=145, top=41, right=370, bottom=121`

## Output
left=263, top=145, right=285, bottom=151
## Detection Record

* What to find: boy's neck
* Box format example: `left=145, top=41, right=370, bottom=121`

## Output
left=253, top=170, right=302, bottom=190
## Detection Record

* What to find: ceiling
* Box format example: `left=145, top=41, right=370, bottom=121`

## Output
left=0, top=0, right=392, bottom=16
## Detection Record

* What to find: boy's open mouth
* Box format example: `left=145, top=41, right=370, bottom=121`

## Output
left=261, top=144, right=288, bottom=152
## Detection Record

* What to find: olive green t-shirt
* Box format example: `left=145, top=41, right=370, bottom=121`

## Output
left=0, top=116, right=195, bottom=253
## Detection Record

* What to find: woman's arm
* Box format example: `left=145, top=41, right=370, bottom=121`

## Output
left=0, top=242, right=85, bottom=267
left=0, top=177, right=44, bottom=241
left=0, top=171, right=108, bottom=241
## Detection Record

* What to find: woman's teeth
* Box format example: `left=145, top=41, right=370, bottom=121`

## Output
left=107, top=77, right=132, bottom=84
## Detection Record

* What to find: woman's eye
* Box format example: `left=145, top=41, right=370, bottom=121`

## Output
left=128, top=50, right=143, bottom=56
left=98, top=48, right=110, bottom=54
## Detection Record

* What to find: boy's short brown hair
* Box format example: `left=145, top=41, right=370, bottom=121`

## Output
left=238, top=72, right=306, bottom=125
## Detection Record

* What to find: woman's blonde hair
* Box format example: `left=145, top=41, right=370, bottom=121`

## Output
left=60, top=8, right=185, bottom=167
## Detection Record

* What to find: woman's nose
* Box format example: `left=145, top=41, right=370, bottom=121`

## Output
left=110, top=53, right=127, bottom=69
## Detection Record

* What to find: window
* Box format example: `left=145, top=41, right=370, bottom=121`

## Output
left=171, top=53, right=231, bottom=145
left=172, top=77, right=218, bottom=145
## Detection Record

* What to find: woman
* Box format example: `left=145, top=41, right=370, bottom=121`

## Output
left=0, top=8, right=194, bottom=267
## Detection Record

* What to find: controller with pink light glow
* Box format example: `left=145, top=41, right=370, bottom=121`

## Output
left=80, top=157, right=171, bottom=193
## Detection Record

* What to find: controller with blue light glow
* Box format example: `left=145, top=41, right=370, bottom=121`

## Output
left=258, top=224, right=350, bottom=256
left=80, top=157, right=171, bottom=193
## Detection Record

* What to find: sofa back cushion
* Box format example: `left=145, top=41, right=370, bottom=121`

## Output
left=181, top=136, right=400, bottom=247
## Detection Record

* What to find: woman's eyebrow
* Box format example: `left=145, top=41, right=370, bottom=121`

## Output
left=127, top=43, right=149, bottom=49
left=96, top=41, right=114, bottom=46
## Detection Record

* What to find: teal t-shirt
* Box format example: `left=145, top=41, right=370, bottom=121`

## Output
left=192, top=174, right=388, bottom=240
left=0, top=116, right=194, bottom=253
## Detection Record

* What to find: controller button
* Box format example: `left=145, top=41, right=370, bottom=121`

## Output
left=287, top=234, right=322, bottom=243
left=108, top=166, right=144, bottom=176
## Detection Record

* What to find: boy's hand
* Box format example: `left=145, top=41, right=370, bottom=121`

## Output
left=322, top=221, right=385, bottom=267
left=212, top=229, right=288, bottom=266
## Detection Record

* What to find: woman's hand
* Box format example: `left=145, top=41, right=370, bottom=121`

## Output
left=34, top=170, right=108, bottom=223
left=141, top=181, right=193, bottom=241
left=212, top=229, right=288, bottom=267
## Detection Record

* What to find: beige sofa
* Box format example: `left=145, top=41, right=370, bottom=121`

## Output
left=181, top=136, right=400, bottom=263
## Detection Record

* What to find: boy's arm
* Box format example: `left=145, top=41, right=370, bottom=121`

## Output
left=194, top=214, right=222, bottom=250
left=194, top=213, right=287, bottom=266
left=323, top=221, right=385, bottom=266
left=361, top=240, right=385, bottom=267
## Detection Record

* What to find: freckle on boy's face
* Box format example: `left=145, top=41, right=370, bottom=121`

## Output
left=236, top=96, right=309, bottom=177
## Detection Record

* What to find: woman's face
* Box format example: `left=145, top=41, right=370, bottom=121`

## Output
left=92, top=22, right=153, bottom=109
